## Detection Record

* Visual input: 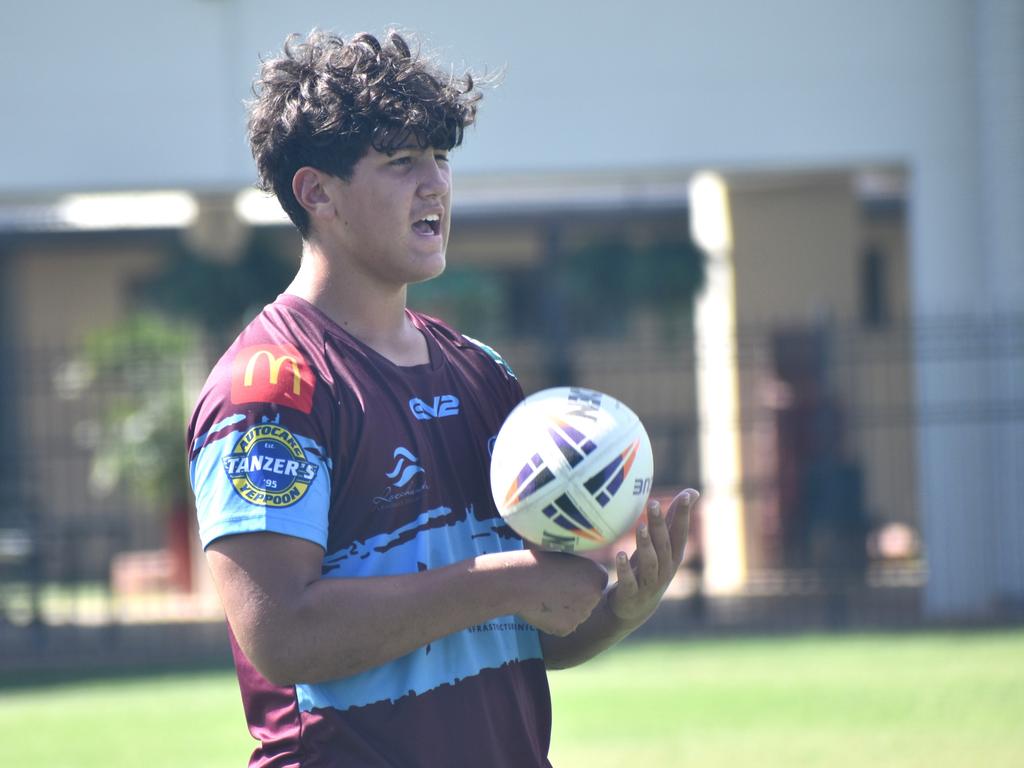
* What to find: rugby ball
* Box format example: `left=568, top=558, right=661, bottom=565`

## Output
left=490, top=386, right=654, bottom=552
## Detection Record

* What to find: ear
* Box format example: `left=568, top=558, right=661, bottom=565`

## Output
left=292, top=167, right=334, bottom=223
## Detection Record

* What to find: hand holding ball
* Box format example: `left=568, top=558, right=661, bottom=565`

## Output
left=489, top=387, right=654, bottom=552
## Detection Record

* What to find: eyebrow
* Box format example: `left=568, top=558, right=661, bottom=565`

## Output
left=383, top=146, right=449, bottom=163
left=394, top=145, right=448, bottom=153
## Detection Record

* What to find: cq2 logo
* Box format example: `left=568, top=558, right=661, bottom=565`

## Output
left=409, top=395, right=460, bottom=420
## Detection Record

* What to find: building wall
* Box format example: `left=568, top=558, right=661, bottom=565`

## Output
left=2, top=0, right=1020, bottom=615
left=0, top=0, right=980, bottom=193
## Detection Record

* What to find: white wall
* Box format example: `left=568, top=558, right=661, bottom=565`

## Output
left=0, top=0, right=978, bottom=192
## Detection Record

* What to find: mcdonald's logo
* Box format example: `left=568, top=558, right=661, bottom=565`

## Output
left=246, top=350, right=302, bottom=394
left=230, top=343, right=315, bottom=413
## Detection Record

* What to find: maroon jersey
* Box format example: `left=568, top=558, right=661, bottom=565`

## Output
left=188, top=294, right=551, bottom=767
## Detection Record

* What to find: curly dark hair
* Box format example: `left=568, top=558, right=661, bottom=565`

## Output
left=247, top=29, right=483, bottom=236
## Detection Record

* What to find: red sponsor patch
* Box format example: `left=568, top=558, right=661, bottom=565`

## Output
left=230, top=343, right=316, bottom=414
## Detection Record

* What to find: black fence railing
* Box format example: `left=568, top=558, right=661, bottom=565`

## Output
left=0, top=315, right=1021, bottom=666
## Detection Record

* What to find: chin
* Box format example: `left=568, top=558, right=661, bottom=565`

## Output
left=407, top=252, right=446, bottom=284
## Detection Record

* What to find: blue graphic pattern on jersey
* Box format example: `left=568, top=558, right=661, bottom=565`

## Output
left=299, top=505, right=541, bottom=713
left=191, top=412, right=247, bottom=453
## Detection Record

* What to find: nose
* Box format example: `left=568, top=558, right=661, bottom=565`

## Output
left=418, top=155, right=450, bottom=199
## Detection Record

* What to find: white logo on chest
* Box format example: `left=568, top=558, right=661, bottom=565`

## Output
left=374, top=446, right=430, bottom=509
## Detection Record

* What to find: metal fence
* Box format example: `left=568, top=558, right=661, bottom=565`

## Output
left=1, top=314, right=1021, bottom=671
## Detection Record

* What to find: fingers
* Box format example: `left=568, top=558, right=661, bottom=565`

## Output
left=667, top=489, right=698, bottom=562
left=616, top=490, right=697, bottom=610
left=634, top=516, right=659, bottom=589
left=646, top=500, right=673, bottom=583
left=613, top=551, right=637, bottom=599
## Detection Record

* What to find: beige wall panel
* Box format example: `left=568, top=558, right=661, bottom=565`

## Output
left=849, top=213, right=918, bottom=529
left=727, top=176, right=919, bottom=573
left=11, top=244, right=163, bottom=347
left=728, top=175, right=859, bottom=571
left=730, top=174, right=860, bottom=327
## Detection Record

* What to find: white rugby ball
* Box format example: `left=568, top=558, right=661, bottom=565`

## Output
left=490, top=386, right=654, bottom=552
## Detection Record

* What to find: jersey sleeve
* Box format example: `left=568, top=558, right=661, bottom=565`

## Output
left=187, top=344, right=333, bottom=550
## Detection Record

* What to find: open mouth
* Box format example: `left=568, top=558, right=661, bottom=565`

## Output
left=412, top=214, right=441, bottom=236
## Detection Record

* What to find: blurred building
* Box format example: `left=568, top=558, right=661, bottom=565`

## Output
left=0, top=0, right=1021, bottom=630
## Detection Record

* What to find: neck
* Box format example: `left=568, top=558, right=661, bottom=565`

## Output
left=285, top=241, right=427, bottom=365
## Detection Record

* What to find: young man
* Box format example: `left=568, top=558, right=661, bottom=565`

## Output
left=187, top=29, right=698, bottom=767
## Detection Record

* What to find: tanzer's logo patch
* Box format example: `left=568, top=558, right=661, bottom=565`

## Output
left=223, top=424, right=319, bottom=507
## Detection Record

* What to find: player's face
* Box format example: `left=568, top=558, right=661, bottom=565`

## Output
left=323, top=143, right=452, bottom=287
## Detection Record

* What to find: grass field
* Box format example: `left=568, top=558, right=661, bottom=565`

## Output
left=2, top=630, right=1022, bottom=767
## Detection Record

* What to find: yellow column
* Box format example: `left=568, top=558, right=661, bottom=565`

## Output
left=689, top=172, right=747, bottom=593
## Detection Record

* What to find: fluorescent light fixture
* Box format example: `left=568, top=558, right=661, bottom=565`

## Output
left=234, top=188, right=289, bottom=225
left=55, top=191, right=198, bottom=230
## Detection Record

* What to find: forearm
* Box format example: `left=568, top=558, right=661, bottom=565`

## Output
left=280, top=556, right=521, bottom=683
left=539, top=589, right=638, bottom=670
left=209, top=533, right=607, bottom=686
left=214, top=547, right=526, bottom=687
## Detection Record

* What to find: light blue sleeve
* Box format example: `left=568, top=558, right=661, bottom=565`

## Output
left=190, top=413, right=333, bottom=550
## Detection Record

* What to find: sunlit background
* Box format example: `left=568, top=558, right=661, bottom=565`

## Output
left=1, top=1, right=1021, bottom=766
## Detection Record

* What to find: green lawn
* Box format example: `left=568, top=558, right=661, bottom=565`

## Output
left=2, top=630, right=1022, bottom=767
left=547, top=630, right=1024, bottom=767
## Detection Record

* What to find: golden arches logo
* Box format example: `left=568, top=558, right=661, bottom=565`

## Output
left=230, top=342, right=315, bottom=413
left=244, top=350, right=302, bottom=396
